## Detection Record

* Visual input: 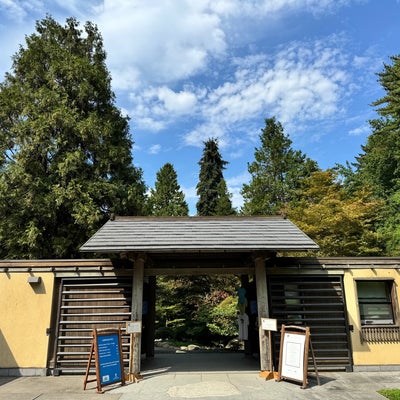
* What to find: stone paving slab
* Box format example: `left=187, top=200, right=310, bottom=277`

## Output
left=0, top=352, right=399, bottom=400
left=0, top=371, right=399, bottom=400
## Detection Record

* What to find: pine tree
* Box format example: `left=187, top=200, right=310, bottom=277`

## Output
left=215, top=180, right=236, bottom=216
left=0, top=16, right=146, bottom=258
left=149, top=163, right=189, bottom=216
left=196, top=138, right=235, bottom=216
left=241, top=117, right=317, bottom=215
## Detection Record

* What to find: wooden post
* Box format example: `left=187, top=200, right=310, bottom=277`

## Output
left=145, top=275, right=156, bottom=358
left=254, top=255, right=270, bottom=372
left=130, top=253, right=145, bottom=374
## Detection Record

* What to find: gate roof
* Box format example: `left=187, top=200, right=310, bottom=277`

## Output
left=80, top=216, right=319, bottom=254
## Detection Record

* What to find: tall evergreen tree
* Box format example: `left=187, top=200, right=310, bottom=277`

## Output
left=0, top=16, right=146, bottom=259
left=241, top=117, right=317, bottom=215
left=149, top=163, right=189, bottom=216
left=215, top=180, right=236, bottom=216
left=353, top=54, right=400, bottom=254
left=355, top=55, right=400, bottom=198
left=196, top=138, right=235, bottom=216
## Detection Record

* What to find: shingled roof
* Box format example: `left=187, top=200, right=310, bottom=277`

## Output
left=80, top=216, right=319, bottom=254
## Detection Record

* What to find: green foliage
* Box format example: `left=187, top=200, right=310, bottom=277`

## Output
left=347, top=54, right=400, bottom=254
left=378, top=389, right=400, bottom=400
left=148, top=163, right=189, bottom=216
left=287, top=169, right=386, bottom=256
left=155, top=275, right=240, bottom=345
left=241, top=117, right=317, bottom=215
left=215, top=180, right=237, bottom=215
left=352, top=55, right=400, bottom=196
left=196, top=138, right=236, bottom=216
left=206, top=296, right=238, bottom=340
left=0, top=16, right=146, bottom=258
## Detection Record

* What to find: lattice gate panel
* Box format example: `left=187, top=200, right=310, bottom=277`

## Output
left=268, top=275, right=353, bottom=371
left=53, top=278, right=132, bottom=374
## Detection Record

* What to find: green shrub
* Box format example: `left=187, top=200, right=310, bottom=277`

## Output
left=378, top=389, right=400, bottom=400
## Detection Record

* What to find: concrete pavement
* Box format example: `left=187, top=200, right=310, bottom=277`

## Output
left=0, top=352, right=399, bottom=399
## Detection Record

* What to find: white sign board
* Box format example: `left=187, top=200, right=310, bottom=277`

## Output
left=280, top=332, right=306, bottom=381
left=261, top=318, right=277, bottom=331
left=126, top=321, right=142, bottom=334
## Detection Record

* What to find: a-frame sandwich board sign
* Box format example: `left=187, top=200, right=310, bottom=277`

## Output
left=276, top=325, right=320, bottom=389
left=84, top=328, right=125, bottom=393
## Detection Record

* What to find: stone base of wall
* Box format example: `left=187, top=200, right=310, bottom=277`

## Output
left=0, top=368, right=47, bottom=377
left=353, top=365, right=400, bottom=372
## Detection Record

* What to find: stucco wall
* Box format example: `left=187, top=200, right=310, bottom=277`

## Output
left=0, top=273, right=55, bottom=369
left=343, top=268, right=400, bottom=366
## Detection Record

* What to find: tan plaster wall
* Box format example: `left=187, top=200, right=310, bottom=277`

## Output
left=343, top=268, right=400, bottom=366
left=0, top=273, right=54, bottom=368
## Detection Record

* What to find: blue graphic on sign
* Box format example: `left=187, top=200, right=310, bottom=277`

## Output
left=97, top=333, right=122, bottom=385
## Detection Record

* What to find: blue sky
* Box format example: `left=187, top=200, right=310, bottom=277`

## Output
left=1, top=1, right=400, bottom=214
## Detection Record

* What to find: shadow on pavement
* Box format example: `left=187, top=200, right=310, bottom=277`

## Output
left=0, top=377, right=17, bottom=387
left=140, top=350, right=260, bottom=377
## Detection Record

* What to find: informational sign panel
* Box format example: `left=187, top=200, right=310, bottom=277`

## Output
left=280, top=332, right=306, bottom=381
left=261, top=318, right=277, bottom=331
left=277, top=325, right=320, bottom=389
left=97, top=332, right=123, bottom=385
left=83, top=328, right=125, bottom=393
left=126, top=321, right=142, bottom=334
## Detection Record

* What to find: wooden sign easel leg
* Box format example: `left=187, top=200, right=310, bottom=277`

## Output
left=83, top=342, right=98, bottom=391
left=309, top=339, right=320, bottom=386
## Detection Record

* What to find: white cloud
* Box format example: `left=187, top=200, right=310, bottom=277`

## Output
left=226, top=172, right=251, bottom=211
left=128, top=86, right=199, bottom=131
left=209, top=0, right=354, bottom=17
left=95, top=0, right=226, bottom=88
left=0, top=0, right=43, bottom=21
left=155, top=87, right=197, bottom=114
left=149, top=144, right=161, bottom=154
left=349, top=125, right=370, bottom=136
left=53, top=0, right=100, bottom=18
left=183, top=36, right=350, bottom=147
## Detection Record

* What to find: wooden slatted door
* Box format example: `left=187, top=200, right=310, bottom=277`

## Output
left=53, top=278, right=132, bottom=374
left=268, top=275, right=353, bottom=371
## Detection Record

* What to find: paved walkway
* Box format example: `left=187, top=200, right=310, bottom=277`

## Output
left=0, top=352, right=399, bottom=399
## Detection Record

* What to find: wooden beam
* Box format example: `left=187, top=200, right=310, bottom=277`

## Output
left=144, top=267, right=255, bottom=276
left=255, top=255, right=270, bottom=372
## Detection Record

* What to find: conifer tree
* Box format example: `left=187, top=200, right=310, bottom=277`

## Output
left=241, top=117, right=317, bottom=215
left=352, top=54, right=400, bottom=254
left=196, top=138, right=235, bottom=216
left=149, top=163, right=189, bottom=216
left=0, top=16, right=146, bottom=258
left=355, top=55, right=400, bottom=197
